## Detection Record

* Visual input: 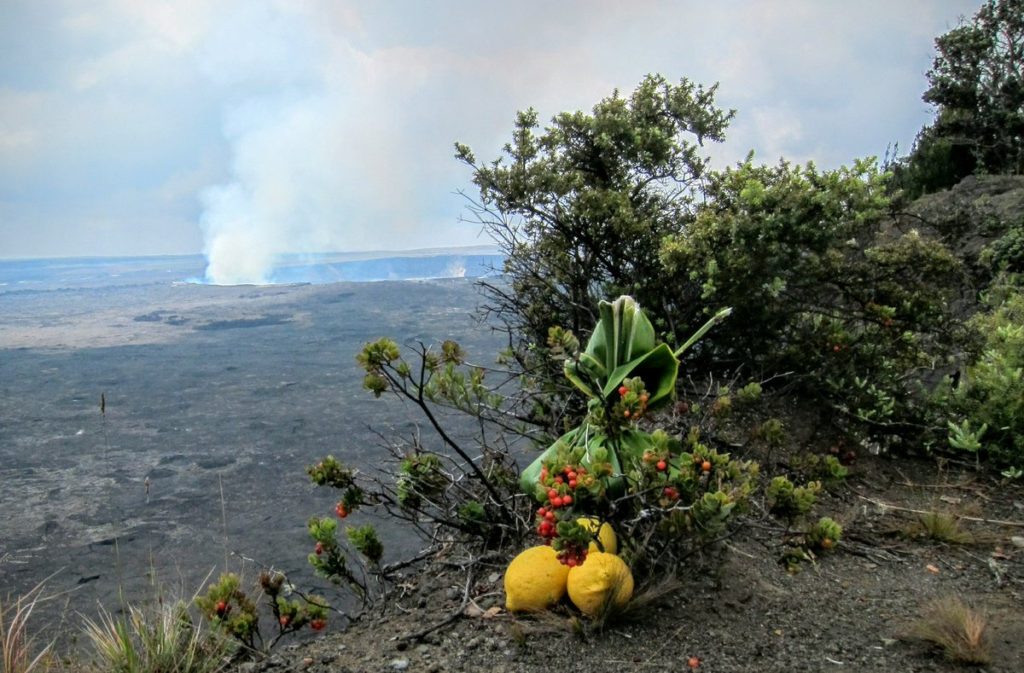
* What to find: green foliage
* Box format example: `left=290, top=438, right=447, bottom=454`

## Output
left=735, top=382, right=762, bottom=405
left=397, top=453, right=450, bottom=509
left=895, top=0, right=1023, bottom=195
left=923, top=0, right=1024, bottom=176
left=195, top=574, right=258, bottom=645
left=805, top=517, right=843, bottom=552
left=520, top=296, right=730, bottom=496
left=944, top=283, right=1024, bottom=469
left=947, top=419, right=986, bottom=453
left=982, top=218, right=1024, bottom=273
left=345, top=525, right=384, bottom=565
left=766, top=477, right=820, bottom=523
left=756, top=418, right=786, bottom=448
left=457, top=74, right=734, bottom=432
left=196, top=572, right=326, bottom=654
left=791, top=453, right=850, bottom=486
left=83, top=600, right=230, bottom=673
left=661, top=157, right=969, bottom=440
left=307, top=455, right=355, bottom=490
left=307, top=516, right=359, bottom=590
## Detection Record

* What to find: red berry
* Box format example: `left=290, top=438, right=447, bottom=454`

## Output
left=545, top=511, right=556, bottom=521
left=833, top=344, right=841, bottom=353
left=656, top=460, right=667, bottom=471
left=310, top=618, right=325, bottom=631
left=554, top=476, right=564, bottom=484
left=314, top=542, right=324, bottom=555
left=701, top=460, right=712, bottom=473
left=537, top=506, right=547, bottom=516
left=561, top=494, right=572, bottom=506
left=335, top=502, right=348, bottom=518
left=279, top=616, right=290, bottom=627
left=567, top=471, right=577, bottom=480
left=618, top=385, right=628, bottom=396
left=548, top=488, right=558, bottom=500
left=215, top=600, right=228, bottom=615
left=568, top=479, right=578, bottom=489
left=688, top=656, right=700, bottom=669
left=623, top=409, right=631, bottom=418
left=551, top=496, right=563, bottom=508
left=566, top=557, right=577, bottom=568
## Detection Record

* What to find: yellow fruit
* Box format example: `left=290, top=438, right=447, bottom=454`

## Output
left=566, top=552, right=634, bottom=617
left=504, top=545, right=570, bottom=612
left=577, top=517, right=617, bottom=554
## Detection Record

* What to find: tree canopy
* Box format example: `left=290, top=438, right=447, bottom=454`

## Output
left=455, top=74, right=733, bottom=350
left=901, top=0, right=1023, bottom=193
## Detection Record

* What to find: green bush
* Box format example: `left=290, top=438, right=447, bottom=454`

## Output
left=661, top=157, right=971, bottom=441
left=455, top=74, right=733, bottom=434
left=945, top=282, right=1024, bottom=470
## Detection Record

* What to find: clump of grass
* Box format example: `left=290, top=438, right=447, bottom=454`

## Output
left=82, top=599, right=231, bottom=673
left=906, top=511, right=974, bottom=545
left=907, top=596, right=990, bottom=665
left=1, top=582, right=55, bottom=673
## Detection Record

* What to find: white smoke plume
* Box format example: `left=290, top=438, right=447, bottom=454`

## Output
left=195, top=1, right=479, bottom=285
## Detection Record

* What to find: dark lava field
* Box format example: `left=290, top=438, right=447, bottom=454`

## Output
left=0, top=266, right=502, bottom=632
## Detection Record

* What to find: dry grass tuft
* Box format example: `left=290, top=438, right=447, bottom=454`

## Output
left=1, top=582, right=55, bottom=673
left=906, top=510, right=975, bottom=545
left=82, top=598, right=232, bottom=673
left=907, top=596, right=990, bottom=664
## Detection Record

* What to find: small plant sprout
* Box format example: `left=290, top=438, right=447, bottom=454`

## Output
left=805, top=517, right=843, bottom=552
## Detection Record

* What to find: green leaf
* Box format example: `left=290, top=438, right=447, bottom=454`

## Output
left=586, top=296, right=658, bottom=373
left=600, top=343, right=679, bottom=408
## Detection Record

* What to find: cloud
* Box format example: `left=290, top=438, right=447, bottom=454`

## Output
left=0, top=0, right=983, bottom=269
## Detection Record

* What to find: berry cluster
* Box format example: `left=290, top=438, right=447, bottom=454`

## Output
left=539, top=463, right=592, bottom=507
left=556, top=542, right=588, bottom=567
left=616, top=381, right=650, bottom=420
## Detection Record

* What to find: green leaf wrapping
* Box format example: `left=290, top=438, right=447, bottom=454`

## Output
left=564, top=296, right=677, bottom=402
left=519, top=426, right=658, bottom=498
left=600, top=343, right=679, bottom=409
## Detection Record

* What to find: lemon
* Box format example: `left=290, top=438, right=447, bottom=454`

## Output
left=504, top=545, right=570, bottom=612
left=566, top=552, right=634, bottom=617
left=577, top=517, right=617, bottom=554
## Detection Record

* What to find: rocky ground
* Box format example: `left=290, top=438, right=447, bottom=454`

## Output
left=236, top=454, right=1024, bottom=673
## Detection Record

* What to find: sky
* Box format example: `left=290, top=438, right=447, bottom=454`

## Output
left=0, top=0, right=981, bottom=283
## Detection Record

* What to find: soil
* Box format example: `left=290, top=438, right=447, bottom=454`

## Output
left=235, top=453, right=1024, bottom=673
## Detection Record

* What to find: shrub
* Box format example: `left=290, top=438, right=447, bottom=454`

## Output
left=195, top=572, right=327, bottom=654
left=765, top=476, right=820, bottom=523
left=456, top=74, right=734, bottom=434
left=805, top=517, right=843, bottom=552
left=661, top=157, right=971, bottom=443
left=942, top=281, right=1024, bottom=471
